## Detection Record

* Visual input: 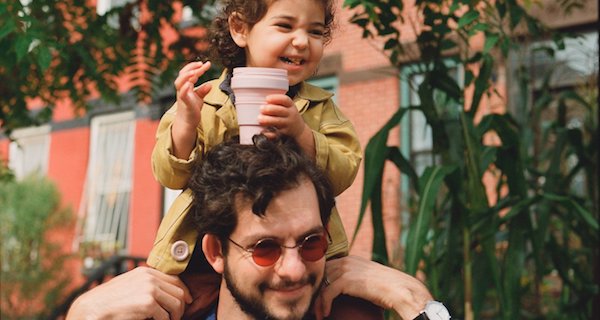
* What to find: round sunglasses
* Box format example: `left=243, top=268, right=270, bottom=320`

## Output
left=228, top=233, right=329, bottom=267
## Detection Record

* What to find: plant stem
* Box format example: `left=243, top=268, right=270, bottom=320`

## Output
left=463, top=226, right=474, bottom=320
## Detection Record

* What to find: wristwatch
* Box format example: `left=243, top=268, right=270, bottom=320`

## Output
left=412, top=301, right=450, bottom=320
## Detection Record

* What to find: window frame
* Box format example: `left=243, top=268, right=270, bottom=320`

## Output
left=79, top=111, right=136, bottom=259
left=8, top=124, right=51, bottom=179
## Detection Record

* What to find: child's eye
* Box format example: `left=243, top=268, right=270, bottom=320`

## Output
left=275, top=23, right=293, bottom=30
left=310, top=29, right=324, bottom=37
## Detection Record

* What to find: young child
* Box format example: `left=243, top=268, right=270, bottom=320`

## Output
left=148, top=0, right=361, bottom=315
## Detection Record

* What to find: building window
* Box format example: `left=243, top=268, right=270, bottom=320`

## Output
left=308, top=76, right=339, bottom=104
left=400, top=63, right=462, bottom=176
left=79, top=112, right=135, bottom=263
left=8, top=125, right=50, bottom=179
left=96, top=0, right=130, bottom=16
left=97, top=0, right=139, bottom=31
left=512, top=31, right=598, bottom=197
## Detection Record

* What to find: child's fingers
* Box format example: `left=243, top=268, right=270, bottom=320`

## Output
left=174, top=70, right=196, bottom=91
left=180, top=61, right=205, bottom=73
left=193, top=82, right=212, bottom=99
left=265, top=94, right=293, bottom=107
left=174, top=61, right=204, bottom=87
left=187, top=61, right=211, bottom=86
left=179, top=81, right=198, bottom=107
left=174, top=61, right=211, bottom=90
left=259, top=103, right=287, bottom=117
left=260, top=130, right=279, bottom=140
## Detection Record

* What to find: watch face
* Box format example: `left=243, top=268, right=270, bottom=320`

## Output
left=424, top=301, right=450, bottom=320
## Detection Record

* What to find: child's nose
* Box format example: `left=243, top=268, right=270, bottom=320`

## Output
left=292, top=31, right=309, bottom=49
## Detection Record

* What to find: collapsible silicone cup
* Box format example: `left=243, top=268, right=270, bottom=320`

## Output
left=231, top=67, right=289, bottom=144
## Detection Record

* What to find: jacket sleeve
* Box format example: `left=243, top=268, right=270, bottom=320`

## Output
left=312, top=99, right=362, bottom=196
left=151, top=103, right=204, bottom=190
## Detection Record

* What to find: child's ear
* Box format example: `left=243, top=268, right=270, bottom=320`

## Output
left=202, top=234, right=225, bottom=274
left=228, top=12, right=248, bottom=48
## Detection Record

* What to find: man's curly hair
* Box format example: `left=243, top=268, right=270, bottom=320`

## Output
left=189, top=135, right=335, bottom=244
left=208, top=0, right=336, bottom=70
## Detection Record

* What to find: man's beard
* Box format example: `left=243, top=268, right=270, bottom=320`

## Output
left=223, top=261, right=320, bottom=320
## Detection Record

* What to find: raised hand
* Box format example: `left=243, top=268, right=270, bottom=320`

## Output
left=172, top=61, right=213, bottom=160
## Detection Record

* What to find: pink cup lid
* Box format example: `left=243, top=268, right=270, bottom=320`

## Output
left=231, top=67, right=289, bottom=91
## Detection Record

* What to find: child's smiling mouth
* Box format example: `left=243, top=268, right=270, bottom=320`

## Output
left=280, top=56, right=305, bottom=65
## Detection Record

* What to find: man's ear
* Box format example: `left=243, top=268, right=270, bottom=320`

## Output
left=202, top=234, right=225, bottom=274
left=228, top=12, right=248, bottom=48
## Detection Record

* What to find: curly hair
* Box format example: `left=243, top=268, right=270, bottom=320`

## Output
left=208, top=0, right=336, bottom=69
left=189, top=135, right=335, bottom=245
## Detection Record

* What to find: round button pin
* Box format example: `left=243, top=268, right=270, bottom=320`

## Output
left=170, top=240, right=190, bottom=262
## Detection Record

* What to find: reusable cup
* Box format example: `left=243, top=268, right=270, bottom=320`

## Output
left=231, top=67, right=289, bottom=144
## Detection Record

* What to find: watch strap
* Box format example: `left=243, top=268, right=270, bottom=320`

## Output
left=413, top=312, right=429, bottom=320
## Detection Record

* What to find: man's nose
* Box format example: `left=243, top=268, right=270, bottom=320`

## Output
left=274, top=247, right=307, bottom=282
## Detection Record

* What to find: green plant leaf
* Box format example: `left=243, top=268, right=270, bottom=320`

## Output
left=36, top=45, right=52, bottom=72
left=384, top=38, right=397, bottom=50
left=431, top=71, right=462, bottom=103
left=387, top=147, right=419, bottom=191
left=354, top=108, right=409, bottom=244
left=457, top=10, right=480, bottom=29
left=469, top=53, right=493, bottom=116
left=405, top=165, right=457, bottom=275
left=541, top=193, right=598, bottom=230
left=0, top=18, right=15, bottom=40
left=509, top=3, right=524, bottom=29
left=369, top=171, right=389, bottom=265
left=15, top=35, right=31, bottom=62
left=483, top=33, right=499, bottom=53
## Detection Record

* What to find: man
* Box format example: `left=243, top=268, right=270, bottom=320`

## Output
left=67, top=136, right=448, bottom=320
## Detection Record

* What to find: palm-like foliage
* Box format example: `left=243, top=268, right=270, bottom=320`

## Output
left=344, top=0, right=598, bottom=318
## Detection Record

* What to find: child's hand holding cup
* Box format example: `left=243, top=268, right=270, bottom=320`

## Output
left=231, top=67, right=288, bottom=144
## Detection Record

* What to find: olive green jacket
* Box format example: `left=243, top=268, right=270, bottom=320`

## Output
left=148, top=72, right=362, bottom=274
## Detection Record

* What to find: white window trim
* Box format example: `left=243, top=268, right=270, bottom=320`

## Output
left=97, top=0, right=128, bottom=16
left=76, top=111, right=135, bottom=259
left=8, top=125, right=51, bottom=179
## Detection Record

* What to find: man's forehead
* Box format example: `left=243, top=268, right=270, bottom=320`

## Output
left=231, top=178, right=323, bottom=240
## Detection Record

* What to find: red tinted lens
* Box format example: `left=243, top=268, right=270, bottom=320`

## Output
left=252, top=239, right=282, bottom=266
left=300, top=234, right=328, bottom=262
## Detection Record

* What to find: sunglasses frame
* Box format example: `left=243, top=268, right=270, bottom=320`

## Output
left=228, top=231, right=330, bottom=267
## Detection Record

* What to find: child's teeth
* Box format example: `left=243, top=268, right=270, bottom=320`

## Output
left=283, top=57, right=302, bottom=65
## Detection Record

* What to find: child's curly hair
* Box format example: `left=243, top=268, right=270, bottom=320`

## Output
left=208, top=0, right=336, bottom=70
